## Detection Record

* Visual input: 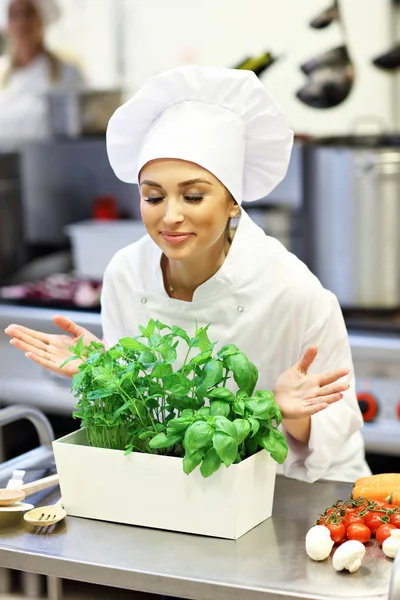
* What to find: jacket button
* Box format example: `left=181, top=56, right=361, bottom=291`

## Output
left=141, top=298, right=147, bottom=304
left=237, top=305, right=244, bottom=313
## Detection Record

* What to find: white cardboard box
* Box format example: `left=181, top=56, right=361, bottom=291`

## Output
left=53, top=429, right=277, bottom=539
left=65, top=220, right=147, bottom=279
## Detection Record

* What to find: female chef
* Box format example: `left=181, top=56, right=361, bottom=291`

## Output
left=5, top=65, right=371, bottom=483
left=0, top=0, right=83, bottom=140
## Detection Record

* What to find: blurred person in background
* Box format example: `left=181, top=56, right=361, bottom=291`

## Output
left=0, top=0, right=84, bottom=140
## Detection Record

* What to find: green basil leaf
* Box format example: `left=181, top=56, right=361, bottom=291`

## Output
left=71, top=371, right=85, bottom=389
left=214, top=416, right=237, bottom=439
left=225, top=353, right=258, bottom=395
left=139, top=319, right=155, bottom=339
left=119, top=337, right=149, bottom=352
left=200, top=447, right=222, bottom=478
left=197, top=359, right=223, bottom=395
left=158, top=344, right=177, bottom=364
left=84, top=351, right=104, bottom=366
left=181, top=408, right=194, bottom=418
left=155, top=320, right=169, bottom=331
left=171, top=325, right=191, bottom=345
left=184, top=421, right=214, bottom=455
left=114, top=399, right=132, bottom=417
left=149, top=333, right=164, bottom=349
left=217, top=344, right=240, bottom=359
left=213, top=432, right=238, bottom=467
left=168, top=417, right=193, bottom=434
left=210, top=401, right=230, bottom=418
left=163, top=373, right=192, bottom=397
left=270, top=428, right=288, bottom=464
left=236, top=389, right=249, bottom=401
left=233, top=419, right=251, bottom=444
left=151, top=363, right=173, bottom=378
left=138, top=430, right=155, bottom=440
left=149, top=431, right=183, bottom=449
left=245, top=436, right=259, bottom=456
left=249, top=417, right=260, bottom=437
left=256, top=428, right=273, bottom=446
left=197, top=326, right=212, bottom=352
left=232, top=399, right=245, bottom=416
left=138, top=350, right=156, bottom=364
left=246, top=391, right=276, bottom=419
left=195, top=407, right=210, bottom=418
left=87, top=387, right=116, bottom=400
left=61, top=355, right=80, bottom=370
left=206, top=387, right=235, bottom=403
left=75, top=335, right=84, bottom=356
left=188, top=350, right=213, bottom=367
left=183, top=451, right=203, bottom=475
left=247, top=363, right=259, bottom=396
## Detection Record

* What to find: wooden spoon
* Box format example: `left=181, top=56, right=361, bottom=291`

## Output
left=0, top=474, right=59, bottom=507
left=24, top=499, right=66, bottom=527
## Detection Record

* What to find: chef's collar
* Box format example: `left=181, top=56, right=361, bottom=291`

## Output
left=106, top=65, right=293, bottom=204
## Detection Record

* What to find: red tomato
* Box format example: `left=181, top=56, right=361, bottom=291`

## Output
left=389, top=513, right=400, bottom=528
left=364, top=512, right=385, bottom=535
left=376, top=523, right=397, bottom=545
left=346, top=523, right=371, bottom=543
left=343, top=513, right=365, bottom=529
left=326, top=522, right=346, bottom=544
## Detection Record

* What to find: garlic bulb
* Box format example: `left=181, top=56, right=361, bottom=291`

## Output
left=332, top=540, right=366, bottom=573
left=305, top=525, right=334, bottom=561
left=382, top=529, right=400, bottom=559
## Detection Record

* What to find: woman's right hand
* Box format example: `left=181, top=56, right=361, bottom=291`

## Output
left=5, top=315, right=102, bottom=378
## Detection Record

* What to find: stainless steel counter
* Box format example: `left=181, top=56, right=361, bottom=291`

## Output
left=0, top=475, right=396, bottom=600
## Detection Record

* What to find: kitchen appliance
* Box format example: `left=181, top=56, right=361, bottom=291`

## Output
left=47, top=89, right=122, bottom=138
left=303, top=138, right=400, bottom=309
left=373, top=44, right=400, bottom=70
left=0, top=153, right=25, bottom=285
left=351, top=329, right=400, bottom=471
left=309, top=1, right=339, bottom=29
left=297, top=46, right=354, bottom=109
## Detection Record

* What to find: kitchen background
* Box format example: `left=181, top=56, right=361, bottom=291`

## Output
left=1, top=0, right=400, bottom=498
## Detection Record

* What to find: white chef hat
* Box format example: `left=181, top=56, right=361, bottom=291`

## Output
left=0, top=0, right=60, bottom=30
left=107, top=65, right=293, bottom=204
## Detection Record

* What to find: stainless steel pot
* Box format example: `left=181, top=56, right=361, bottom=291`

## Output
left=303, top=138, right=400, bottom=309
left=47, top=89, right=122, bottom=138
left=0, top=153, right=25, bottom=284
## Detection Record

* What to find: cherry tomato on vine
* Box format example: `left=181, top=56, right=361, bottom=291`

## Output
left=346, top=523, right=371, bottom=543
left=326, top=522, right=346, bottom=543
left=389, top=513, right=400, bottom=528
left=376, top=523, right=397, bottom=545
left=343, top=513, right=365, bottom=529
left=364, top=512, right=385, bottom=535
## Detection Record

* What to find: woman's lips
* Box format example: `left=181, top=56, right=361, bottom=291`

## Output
left=161, top=232, right=193, bottom=245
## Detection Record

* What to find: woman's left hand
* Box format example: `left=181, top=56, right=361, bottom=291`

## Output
left=273, top=346, right=350, bottom=420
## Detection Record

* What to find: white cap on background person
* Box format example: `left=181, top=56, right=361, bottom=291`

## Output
left=106, top=65, right=294, bottom=205
left=0, top=0, right=60, bottom=31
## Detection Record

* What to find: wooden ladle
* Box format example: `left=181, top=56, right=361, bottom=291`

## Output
left=0, top=474, right=59, bottom=507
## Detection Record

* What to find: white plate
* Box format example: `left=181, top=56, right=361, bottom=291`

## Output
left=0, top=502, right=34, bottom=513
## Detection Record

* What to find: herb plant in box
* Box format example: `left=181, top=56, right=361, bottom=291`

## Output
left=53, top=319, right=287, bottom=538
left=64, top=319, right=288, bottom=477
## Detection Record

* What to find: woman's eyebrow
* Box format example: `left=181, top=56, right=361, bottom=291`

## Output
left=140, top=180, right=163, bottom=188
left=178, top=178, right=212, bottom=187
left=140, top=178, right=212, bottom=188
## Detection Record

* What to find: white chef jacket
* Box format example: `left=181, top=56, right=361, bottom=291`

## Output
left=0, top=53, right=82, bottom=140
left=101, top=209, right=371, bottom=484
